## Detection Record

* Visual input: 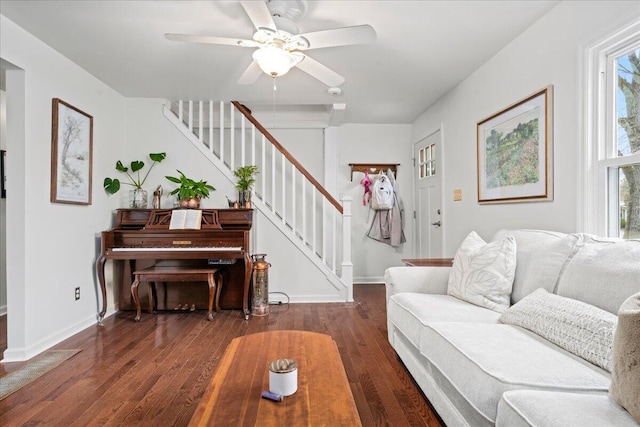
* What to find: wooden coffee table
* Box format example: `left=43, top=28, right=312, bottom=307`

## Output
left=189, top=330, right=362, bottom=426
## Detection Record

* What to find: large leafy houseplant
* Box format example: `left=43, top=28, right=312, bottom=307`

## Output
left=103, top=152, right=166, bottom=208
left=233, top=165, right=258, bottom=207
left=165, top=170, right=215, bottom=208
left=103, top=152, right=167, bottom=194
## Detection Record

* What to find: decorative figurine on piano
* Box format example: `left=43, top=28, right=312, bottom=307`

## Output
left=152, top=185, right=163, bottom=209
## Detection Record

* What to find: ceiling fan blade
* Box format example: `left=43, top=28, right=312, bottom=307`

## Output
left=165, top=33, right=258, bottom=47
left=240, top=1, right=277, bottom=31
left=237, top=61, right=263, bottom=85
left=295, top=54, right=345, bottom=87
left=298, top=25, right=376, bottom=50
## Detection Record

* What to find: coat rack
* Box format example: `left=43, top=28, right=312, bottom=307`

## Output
left=349, top=163, right=399, bottom=181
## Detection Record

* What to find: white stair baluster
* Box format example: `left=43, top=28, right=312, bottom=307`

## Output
left=332, top=207, right=336, bottom=273
left=219, top=101, right=224, bottom=163
left=241, top=115, right=245, bottom=167
left=281, top=152, right=286, bottom=224
left=271, top=143, right=276, bottom=214
left=198, top=101, right=203, bottom=142
left=261, top=134, right=266, bottom=203
left=292, top=164, right=296, bottom=234
left=188, top=101, right=193, bottom=132
left=209, top=101, right=214, bottom=153
left=230, top=105, right=235, bottom=171
left=312, top=189, right=317, bottom=254
left=302, top=178, right=306, bottom=245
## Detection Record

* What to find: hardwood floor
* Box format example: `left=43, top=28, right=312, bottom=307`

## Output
left=0, top=285, right=443, bottom=427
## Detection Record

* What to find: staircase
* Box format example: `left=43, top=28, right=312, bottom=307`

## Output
left=162, top=100, right=354, bottom=300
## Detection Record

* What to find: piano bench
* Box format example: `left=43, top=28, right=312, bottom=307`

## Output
left=130, top=265, right=222, bottom=322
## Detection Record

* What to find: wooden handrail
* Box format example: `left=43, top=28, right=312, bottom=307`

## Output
left=232, top=101, right=343, bottom=214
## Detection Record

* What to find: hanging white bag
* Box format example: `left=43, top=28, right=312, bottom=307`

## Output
left=371, top=172, right=394, bottom=210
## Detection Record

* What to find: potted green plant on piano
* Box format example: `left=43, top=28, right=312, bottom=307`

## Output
left=233, top=165, right=258, bottom=208
left=103, top=152, right=166, bottom=208
left=165, top=170, right=215, bottom=208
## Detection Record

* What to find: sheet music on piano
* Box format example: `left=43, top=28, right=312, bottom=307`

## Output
left=169, top=209, right=202, bottom=230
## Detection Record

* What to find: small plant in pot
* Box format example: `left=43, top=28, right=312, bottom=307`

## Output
left=103, top=152, right=167, bottom=208
left=165, top=170, right=215, bottom=208
left=233, top=165, right=258, bottom=208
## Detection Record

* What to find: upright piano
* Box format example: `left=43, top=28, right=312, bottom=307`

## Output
left=96, top=208, right=253, bottom=323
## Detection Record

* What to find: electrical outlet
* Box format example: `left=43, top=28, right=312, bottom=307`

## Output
left=453, top=189, right=462, bottom=201
left=75, top=287, right=80, bottom=301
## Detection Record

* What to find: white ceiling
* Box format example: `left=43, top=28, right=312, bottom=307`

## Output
left=0, top=0, right=559, bottom=124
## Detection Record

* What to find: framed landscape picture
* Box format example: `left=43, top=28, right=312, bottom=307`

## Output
left=50, top=98, right=93, bottom=205
left=477, top=86, right=553, bottom=204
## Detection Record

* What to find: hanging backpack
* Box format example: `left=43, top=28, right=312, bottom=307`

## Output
left=371, top=172, right=394, bottom=210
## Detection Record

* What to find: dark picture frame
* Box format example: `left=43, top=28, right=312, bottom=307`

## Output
left=477, top=86, right=553, bottom=204
left=1, top=150, right=6, bottom=198
left=50, top=98, right=93, bottom=205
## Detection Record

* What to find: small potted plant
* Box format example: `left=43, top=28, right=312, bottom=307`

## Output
left=165, top=170, right=215, bottom=208
left=233, top=165, right=258, bottom=208
left=103, top=152, right=166, bottom=208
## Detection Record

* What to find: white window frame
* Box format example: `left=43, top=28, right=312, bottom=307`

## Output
left=583, top=18, right=640, bottom=236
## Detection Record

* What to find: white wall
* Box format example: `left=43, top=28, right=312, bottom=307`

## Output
left=338, top=124, right=413, bottom=282
left=1, top=15, right=126, bottom=361
left=412, top=1, right=640, bottom=255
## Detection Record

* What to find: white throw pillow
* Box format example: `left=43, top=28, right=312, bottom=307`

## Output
left=500, top=288, right=618, bottom=372
left=447, top=231, right=516, bottom=313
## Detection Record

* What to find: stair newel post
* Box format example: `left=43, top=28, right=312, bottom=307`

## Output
left=341, top=195, right=354, bottom=301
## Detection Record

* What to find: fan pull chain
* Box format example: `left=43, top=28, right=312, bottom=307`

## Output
left=272, top=76, right=277, bottom=129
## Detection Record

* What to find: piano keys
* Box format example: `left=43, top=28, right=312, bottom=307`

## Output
left=96, top=208, right=253, bottom=324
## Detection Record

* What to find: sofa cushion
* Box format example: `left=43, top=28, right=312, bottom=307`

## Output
left=491, top=229, right=580, bottom=303
left=387, top=293, right=500, bottom=348
left=496, top=390, right=640, bottom=427
left=610, top=292, right=640, bottom=423
left=419, top=323, right=611, bottom=423
left=447, top=231, right=516, bottom=313
left=557, top=235, right=640, bottom=314
left=499, top=288, right=617, bottom=372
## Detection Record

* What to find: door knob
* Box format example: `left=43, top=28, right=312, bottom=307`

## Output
left=431, top=221, right=441, bottom=227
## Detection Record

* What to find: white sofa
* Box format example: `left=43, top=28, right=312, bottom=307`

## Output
left=385, top=229, right=640, bottom=427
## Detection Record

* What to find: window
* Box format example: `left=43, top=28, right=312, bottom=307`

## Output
left=586, top=20, right=640, bottom=239
left=418, top=143, right=436, bottom=179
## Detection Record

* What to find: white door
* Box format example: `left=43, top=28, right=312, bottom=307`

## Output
left=414, top=131, right=443, bottom=258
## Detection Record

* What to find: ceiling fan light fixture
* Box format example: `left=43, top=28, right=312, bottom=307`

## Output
left=252, top=46, right=302, bottom=77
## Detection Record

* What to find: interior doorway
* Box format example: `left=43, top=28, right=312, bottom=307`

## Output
left=413, top=130, right=443, bottom=258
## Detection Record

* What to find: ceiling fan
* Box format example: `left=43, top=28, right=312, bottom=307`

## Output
left=164, top=0, right=376, bottom=87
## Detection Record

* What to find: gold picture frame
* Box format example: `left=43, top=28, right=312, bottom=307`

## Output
left=50, top=98, right=93, bottom=205
left=477, top=86, right=553, bottom=204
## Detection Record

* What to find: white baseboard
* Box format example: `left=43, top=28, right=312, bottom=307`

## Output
left=1, top=307, right=116, bottom=363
